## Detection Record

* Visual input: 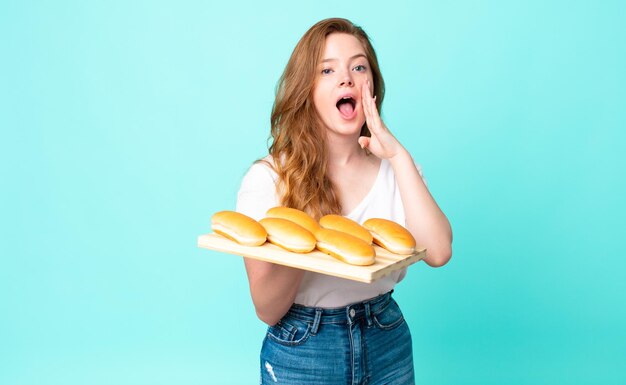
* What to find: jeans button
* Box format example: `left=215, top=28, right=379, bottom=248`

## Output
left=349, top=308, right=356, bottom=318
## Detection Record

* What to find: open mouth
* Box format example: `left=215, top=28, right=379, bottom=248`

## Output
left=336, top=96, right=356, bottom=118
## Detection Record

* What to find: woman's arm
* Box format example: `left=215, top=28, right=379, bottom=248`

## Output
left=237, top=162, right=304, bottom=325
left=243, top=259, right=305, bottom=325
left=389, top=150, right=452, bottom=267
left=360, top=82, right=452, bottom=267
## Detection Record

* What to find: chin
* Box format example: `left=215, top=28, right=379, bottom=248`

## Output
left=331, top=119, right=365, bottom=136
left=328, top=125, right=362, bottom=138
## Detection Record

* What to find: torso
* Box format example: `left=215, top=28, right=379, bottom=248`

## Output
left=237, top=155, right=414, bottom=307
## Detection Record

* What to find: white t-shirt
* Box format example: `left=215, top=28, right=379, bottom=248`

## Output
left=236, top=155, right=425, bottom=308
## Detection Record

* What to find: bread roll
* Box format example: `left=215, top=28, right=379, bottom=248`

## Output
left=259, top=217, right=316, bottom=253
left=265, top=206, right=320, bottom=235
left=315, top=228, right=376, bottom=266
left=319, top=214, right=373, bottom=244
left=362, top=218, right=416, bottom=255
left=211, top=211, right=267, bottom=246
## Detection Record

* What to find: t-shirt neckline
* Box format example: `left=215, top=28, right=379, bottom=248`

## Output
left=345, top=158, right=386, bottom=219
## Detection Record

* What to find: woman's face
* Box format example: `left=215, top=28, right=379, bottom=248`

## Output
left=313, top=33, right=374, bottom=138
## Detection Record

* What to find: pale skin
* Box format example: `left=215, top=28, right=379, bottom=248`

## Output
left=245, top=33, right=452, bottom=326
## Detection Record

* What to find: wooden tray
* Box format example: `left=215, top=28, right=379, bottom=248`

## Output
left=197, top=233, right=426, bottom=283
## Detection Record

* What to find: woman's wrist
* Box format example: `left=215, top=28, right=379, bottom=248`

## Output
left=388, top=146, right=412, bottom=167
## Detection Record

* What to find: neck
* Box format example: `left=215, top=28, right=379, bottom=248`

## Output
left=325, top=132, right=366, bottom=166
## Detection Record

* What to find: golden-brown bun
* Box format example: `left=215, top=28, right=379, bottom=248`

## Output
left=315, top=228, right=376, bottom=266
left=259, top=217, right=316, bottom=253
left=319, top=214, right=373, bottom=244
left=211, top=211, right=267, bottom=246
left=363, top=218, right=416, bottom=254
left=265, top=206, right=321, bottom=236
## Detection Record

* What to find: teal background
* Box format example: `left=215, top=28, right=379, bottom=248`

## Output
left=2, top=1, right=625, bottom=384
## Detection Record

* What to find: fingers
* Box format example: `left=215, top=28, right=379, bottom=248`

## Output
left=361, top=81, right=374, bottom=124
left=363, top=80, right=384, bottom=134
left=360, top=81, right=402, bottom=158
left=361, top=81, right=371, bottom=116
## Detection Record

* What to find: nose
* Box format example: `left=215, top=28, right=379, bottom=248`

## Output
left=339, top=71, right=354, bottom=87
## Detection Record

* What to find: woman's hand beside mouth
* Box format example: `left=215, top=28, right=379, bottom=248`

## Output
left=358, top=81, right=405, bottom=160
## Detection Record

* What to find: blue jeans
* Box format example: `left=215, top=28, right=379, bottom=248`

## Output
left=260, top=291, right=415, bottom=385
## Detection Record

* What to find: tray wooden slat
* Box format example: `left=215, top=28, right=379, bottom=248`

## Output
left=197, top=233, right=426, bottom=283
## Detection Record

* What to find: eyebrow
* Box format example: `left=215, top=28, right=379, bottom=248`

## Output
left=321, top=53, right=367, bottom=63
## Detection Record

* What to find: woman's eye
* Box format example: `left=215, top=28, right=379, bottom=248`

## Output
left=321, top=68, right=333, bottom=75
left=354, top=65, right=366, bottom=72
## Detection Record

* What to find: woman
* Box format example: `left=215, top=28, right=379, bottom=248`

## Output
left=236, top=18, right=452, bottom=385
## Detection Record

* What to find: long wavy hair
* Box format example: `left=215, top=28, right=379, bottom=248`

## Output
left=265, top=18, right=385, bottom=219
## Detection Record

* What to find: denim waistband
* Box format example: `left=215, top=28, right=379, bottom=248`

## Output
left=285, top=290, right=394, bottom=328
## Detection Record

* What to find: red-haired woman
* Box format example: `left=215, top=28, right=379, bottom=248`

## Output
left=237, top=18, right=452, bottom=385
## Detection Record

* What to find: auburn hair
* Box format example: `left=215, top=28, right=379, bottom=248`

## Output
left=264, top=18, right=385, bottom=219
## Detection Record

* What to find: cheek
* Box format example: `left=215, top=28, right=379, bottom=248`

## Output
left=356, top=73, right=374, bottom=96
left=312, top=97, right=332, bottom=125
left=312, top=87, right=324, bottom=112
left=367, top=72, right=374, bottom=95
left=312, top=84, right=333, bottom=112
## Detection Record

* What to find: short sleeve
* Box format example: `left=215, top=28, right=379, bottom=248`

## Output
left=236, top=161, right=280, bottom=221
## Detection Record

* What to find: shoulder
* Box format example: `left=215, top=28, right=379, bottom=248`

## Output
left=240, top=155, right=278, bottom=187
left=236, top=155, right=279, bottom=220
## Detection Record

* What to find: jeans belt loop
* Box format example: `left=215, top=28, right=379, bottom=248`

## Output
left=364, top=302, right=373, bottom=327
left=310, top=308, right=323, bottom=335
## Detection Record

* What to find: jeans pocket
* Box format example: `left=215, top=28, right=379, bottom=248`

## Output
left=266, top=317, right=312, bottom=346
left=373, top=298, right=405, bottom=331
